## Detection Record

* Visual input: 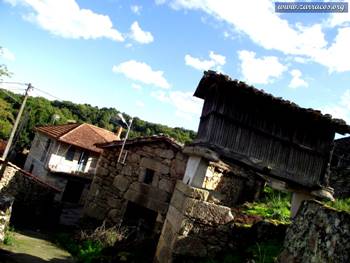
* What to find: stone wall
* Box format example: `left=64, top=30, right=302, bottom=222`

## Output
left=84, top=141, right=187, bottom=226
left=0, top=195, right=14, bottom=242
left=278, top=200, right=350, bottom=263
left=204, top=161, right=264, bottom=207
left=0, top=161, right=60, bottom=228
left=330, top=168, right=350, bottom=198
left=155, top=180, right=285, bottom=263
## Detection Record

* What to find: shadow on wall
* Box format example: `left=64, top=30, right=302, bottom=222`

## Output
left=0, top=165, right=61, bottom=230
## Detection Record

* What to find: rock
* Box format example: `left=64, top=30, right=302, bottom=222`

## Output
left=140, top=157, right=170, bottom=174
left=173, top=236, right=207, bottom=257
left=159, top=178, right=175, bottom=193
left=156, top=149, right=174, bottom=159
left=277, top=200, right=350, bottom=263
left=113, top=175, right=131, bottom=193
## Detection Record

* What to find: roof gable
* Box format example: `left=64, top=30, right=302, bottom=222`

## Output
left=35, top=123, right=119, bottom=153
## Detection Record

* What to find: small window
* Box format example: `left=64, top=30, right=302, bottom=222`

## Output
left=66, top=147, right=76, bottom=161
left=29, top=163, right=34, bottom=173
left=144, top=169, right=155, bottom=184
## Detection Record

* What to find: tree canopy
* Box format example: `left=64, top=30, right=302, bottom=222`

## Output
left=0, top=88, right=197, bottom=151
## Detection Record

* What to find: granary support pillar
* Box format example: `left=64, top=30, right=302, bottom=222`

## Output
left=290, top=192, right=313, bottom=218
left=182, top=156, right=209, bottom=187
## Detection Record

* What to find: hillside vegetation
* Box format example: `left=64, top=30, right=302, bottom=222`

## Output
left=0, top=88, right=196, bottom=151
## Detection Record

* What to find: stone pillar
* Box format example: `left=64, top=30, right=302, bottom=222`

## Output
left=154, top=180, right=234, bottom=263
left=291, top=192, right=313, bottom=218
left=0, top=195, right=14, bottom=242
left=182, top=156, right=209, bottom=187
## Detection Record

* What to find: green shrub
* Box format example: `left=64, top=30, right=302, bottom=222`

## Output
left=3, top=232, right=15, bottom=246
left=55, top=232, right=103, bottom=263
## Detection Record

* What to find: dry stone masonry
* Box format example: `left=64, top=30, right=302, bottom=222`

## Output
left=84, top=137, right=187, bottom=229
left=278, top=200, right=350, bottom=263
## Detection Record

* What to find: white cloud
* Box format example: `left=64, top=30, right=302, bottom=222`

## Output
left=238, top=50, right=287, bottom=84
left=129, top=21, right=154, bottom=44
left=0, top=48, right=15, bottom=61
left=152, top=90, right=203, bottom=121
left=4, top=0, right=124, bottom=42
left=185, top=51, right=226, bottom=71
left=167, top=0, right=350, bottom=73
left=130, top=5, right=142, bottom=15
left=325, top=7, right=350, bottom=27
left=289, top=69, right=308, bottom=89
left=322, top=90, right=350, bottom=123
left=155, top=0, right=167, bottom=5
left=131, top=83, right=142, bottom=90
left=312, top=27, right=350, bottom=73
left=113, top=60, right=170, bottom=89
left=151, top=90, right=170, bottom=102
left=136, top=100, right=145, bottom=107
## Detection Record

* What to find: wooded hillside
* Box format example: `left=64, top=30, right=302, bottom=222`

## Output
left=0, top=88, right=196, bottom=151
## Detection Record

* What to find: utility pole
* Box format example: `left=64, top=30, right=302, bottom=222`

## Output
left=2, top=83, right=33, bottom=160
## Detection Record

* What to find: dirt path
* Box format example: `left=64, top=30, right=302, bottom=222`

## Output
left=0, top=230, right=74, bottom=263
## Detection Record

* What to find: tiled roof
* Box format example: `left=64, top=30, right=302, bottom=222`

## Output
left=0, top=140, right=7, bottom=155
left=97, top=135, right=183, bottom=150
left=195, top=71, right=350, bottom=134
left=35, top=123, right=120, bottom=153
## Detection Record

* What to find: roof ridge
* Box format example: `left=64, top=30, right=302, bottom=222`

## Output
left=86, top=123, right=116, bottom=135
left=84, top=123, right=111, bottom=143
left=59, top=123, right=83, bottom=140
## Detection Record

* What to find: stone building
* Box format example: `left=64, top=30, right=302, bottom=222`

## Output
left=24, top=123, right=119, bottom=204
left=330, top=136, right=350, bottom=198
left=84, top=135, right=188, bottom=231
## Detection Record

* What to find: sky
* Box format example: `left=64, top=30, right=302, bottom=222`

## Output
left=0, top=0, right=350, bottom=133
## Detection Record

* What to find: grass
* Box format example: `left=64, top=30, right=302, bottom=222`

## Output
left=242, top=186, right=291, bottom=223
left=326, top=197, right=350, bottom=213
left=247, top=240, right=283, bottom=263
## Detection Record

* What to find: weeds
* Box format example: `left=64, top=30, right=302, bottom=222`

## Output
left=55, top=222, right=129, bottom=263
left=326, top=198, right=350, bottom=213
left=247, top=240, right=283, bottom=263
left=242, top=186, right=291, bottom=223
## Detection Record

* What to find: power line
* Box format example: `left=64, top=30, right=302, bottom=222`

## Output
left=0, top=81, right=28, bottom=86
left=34, top=87, right=63, bottom=101
left=1, top=88, right=21, bottom=104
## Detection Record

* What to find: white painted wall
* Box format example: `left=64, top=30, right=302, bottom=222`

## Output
left=24, top=132, right=98, bottom=176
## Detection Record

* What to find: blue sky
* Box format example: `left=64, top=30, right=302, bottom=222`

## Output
left=0, top=0, right=350, bottom=132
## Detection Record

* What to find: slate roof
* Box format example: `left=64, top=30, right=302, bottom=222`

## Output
left=195, top=71, right=350, bottom=134
left=97, top=135, right=183, bottom=150
left=35, top=123, right=120, bottom=153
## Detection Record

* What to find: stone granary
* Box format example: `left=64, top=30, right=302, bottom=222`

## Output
left=84, top=135, right=188, bottom=231
left=329, top=136, right=350, bottom=198
left=155, top=71, right=350, bottom=262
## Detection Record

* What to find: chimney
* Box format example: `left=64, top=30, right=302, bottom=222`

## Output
left=116, top=126, right=123, bottom=140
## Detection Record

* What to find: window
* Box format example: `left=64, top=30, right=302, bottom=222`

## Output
left=40, top=138, right=51, bottom=162
left=78, top=151, right=89, bottom=172
left=65, top=147, right=76, bottom=161
left=144, top=169, right=155, bottom=184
